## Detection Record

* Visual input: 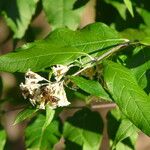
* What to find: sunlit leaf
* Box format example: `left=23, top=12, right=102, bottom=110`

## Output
left=103, top=60, right=150, bottom=136
left=0, top=127, right=6, bottom=150
left=123, top=0, right=134, bottom=17
left=120, top=28, right=146, bottom=41
left=140, top=37, right=150, bottom=46
left=43, top=105, right=55, bottom=129
left=0, top=23, right=127, bottom=72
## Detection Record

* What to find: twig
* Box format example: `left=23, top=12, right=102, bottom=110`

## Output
left=64, top=102, right=116, bottom=109
left=73, top=42, right=129, bottom=76
left=92, top=103, right=116, bottom=109
left=72, top=64, right=92, bottom=76
left=96, top=42, right=129, bottom=61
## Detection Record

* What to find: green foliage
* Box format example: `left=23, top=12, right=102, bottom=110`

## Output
left=14, top=108, right=38, bottom=125
left=107, top=110, right=138, bottom=150
left=70, top=76, right=110, bottom=100
left=0, top=127, right=6, bottom=150
left=0, top=0, right=39, bottom=39
left=1, top=0, right=150, bottom=149
left=105, top=0, right=128, bottom=20
left=42, top=0, right=89, bottom=30
left=63, top=108, right=103, bottom=150
left=25, top=114, right=61, bottom=150
left=123, top=0, right=134, bottom=17
left=112, top=119, right=137, bottom=149
left=0, top=42, right=81, bottom=72
left=103, top=60, right=150, bottom=136
left=140, top=37, right=150, bottom=46
left=126, top=46, right=150, bottom=92
left=137, top=8, right=150, bottom=27
left=43, top=105, right=55, bottom=129
left=0, top=23, right=127, bottom=72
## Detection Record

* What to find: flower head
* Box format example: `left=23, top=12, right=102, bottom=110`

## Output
left=20, top=69, right=70, bottom=109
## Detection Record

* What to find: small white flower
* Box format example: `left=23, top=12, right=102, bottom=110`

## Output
left=20, top=69, right=45, bottom=99
left=25, top=69, right=48, bottom=84
left=52, top=65, right=69, bottom=81
left=20, top=69, right=70, bottom=109
left=50, top=81, right=70, bottom=107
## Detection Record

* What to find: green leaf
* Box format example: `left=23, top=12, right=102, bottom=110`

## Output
left=140, top=37, right=150, bottom=46
left=0, top=23, right=127, bottom=73
left=105, top=0, right=134, bottom=19
left=120, top=28, right=146, bottom=41
left=126, top=46, right=150, bottom=92
left=112, top=119, right=138, bottom=149
left=43, top=105, right=55, bottom=129
left=0, top=127, right=6, bottom=150
left=63, top=108, right=103, bottom=150
left=14, top=108, right=38, bottom=125
left=103, top=60, right=150, bottom=136
left=70, top=76, right=111, bottom=100
left=0, top=0, right=39, bottom=39
left=46, top=22, right=126, bottom=53
left=42, top=0, right=88, bottom=30
left=25, top=114, right=61, bottom=150
left=123, top=0, right=134, bottom=17
left=107, top=110, right=138, bottom=150
left=0, top=42, right=82, bottom=73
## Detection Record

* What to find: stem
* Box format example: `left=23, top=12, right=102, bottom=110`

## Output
left=64, top=102, right=116, bottom=109
left=73, top=42, right=129, bottom=76
left=72, top=64, right=92, bottom=76
left=96, top=42, right=129, bottom=61
left=92, top=103, right=116, bottom=109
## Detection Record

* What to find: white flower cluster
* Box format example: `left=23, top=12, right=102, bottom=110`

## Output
left=20, top=65, right=70, bottom=109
